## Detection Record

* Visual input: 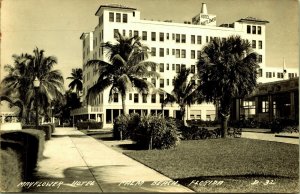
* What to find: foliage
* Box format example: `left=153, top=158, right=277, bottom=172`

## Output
left=0, top=129, right=45, bottom=179
left=270, top=118, right=298, bottom=133
left=1, top=48, right=65, bottom=123
left=180, top=126, right=221, bottom=140
left=162, top=68, right=200, bottom=124
left=113, top=113, right=140, bottom=140
left=186, top=119, right=219, bottom=127
left=76, top=120, right=103, bottom=130
left=132, top=115, right=180, bottom=149
left=86, top=32, right=159, bottom=114
left=67, top=68, right=83, bottom=95
left=197, top=36, right=259, bottom=137
left=22, top=125, right=52, bottom=140
left=0, top=148, right=23, bottom=192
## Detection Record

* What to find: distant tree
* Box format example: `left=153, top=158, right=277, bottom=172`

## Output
left=1, top=48, right=65, bottom=123
left=162, top=68, right=200, bottom=125
left=67, top=68, right=83, bottom=96
left=197, top=36, right=258, bottom=137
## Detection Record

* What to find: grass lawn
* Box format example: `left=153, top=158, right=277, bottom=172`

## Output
left=125, top=138, right=299, bottom=193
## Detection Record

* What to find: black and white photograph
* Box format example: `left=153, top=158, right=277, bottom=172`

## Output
left=0, top=0, right=299, bottom=193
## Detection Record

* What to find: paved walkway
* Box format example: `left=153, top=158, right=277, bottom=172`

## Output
left=23, top=127, right=193, bottom=192
left=242, top=132, right=299, bottom=145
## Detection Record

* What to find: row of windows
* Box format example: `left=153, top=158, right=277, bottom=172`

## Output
left=150, top=47, right=202, bottom=59
left=109, top=12, right=128, bottom=23
left=151, top=63, right=196, bottom=73
left=266, top=72, right=298, bottom=78
left=252, top=40, right=263, bottom=49
left=247, top=25, right=262, bottom=35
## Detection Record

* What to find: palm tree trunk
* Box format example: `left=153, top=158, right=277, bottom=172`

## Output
left=220, top=113, right=230, bottom=138
left=121, top=94, right=127, bottom=115
left=180, top=105, right=186, bottom=126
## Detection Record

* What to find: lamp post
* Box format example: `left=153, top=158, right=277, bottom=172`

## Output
left=33, top=76, right=40, bottom=129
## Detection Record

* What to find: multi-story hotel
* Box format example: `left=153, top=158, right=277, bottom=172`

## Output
left=71, top=3, right=298, bottom=127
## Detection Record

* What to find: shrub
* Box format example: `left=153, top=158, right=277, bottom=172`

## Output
left=76, top=120, right=103, bottom=130
left=0, top=147, right=23, bottom=192
left=179, top=126, right=221, bottom=140
left=0, top=129, right=45, bottom=179
left=271, top=119, right=298, bottom=133
left=186, top=119, right=219, bottom=127
left=22, top=125, right=52, bottom=140
left=113, top=114, right=129, bottom=140
left=132, top=115, right=180, bottom=149
left=45, top=123, right=55, bottom=133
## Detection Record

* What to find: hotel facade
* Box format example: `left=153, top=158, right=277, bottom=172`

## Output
left=71, top=3, right=298, bottom=127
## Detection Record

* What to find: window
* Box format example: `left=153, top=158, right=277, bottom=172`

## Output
left=191, top=65, right=195, bottom=73
left=133, top=11, right=135, bottom=17
left=191, top=35, right=195, bottom=44
left=252, top=26, right=256, bottom=34
left=113, top=93, right=118, bottom=102
left=114, top=29, right=119, bottom=38
left=172, top=49, right=175, bottom=55
left=258, top=26, right=261, bottom=34
left=252, top=40, right=256, bottom=48
left=197, top=35, right=201, bottom=44
left=191, top=50, right=195, bottom=59
left=151, top=94, right=156, bottom=103
left=181, top=64, right=186, bottom=70
left=134, top=94, right=139, bottom=103
left=151, top=32, right=156, bottom=41
left=159, top=48, right=164, bottom=57
left=258, top=41, right=262, bottom=49
left=160, top=79, right=164, bottom=88
left=160, top=33, right=164, bottom=41
left=172, top=64, right=175, bottom=71
left=142, top=94, right=147, bottom=103
left=172, top=33, right=175, bottom=40
left=258, top=55, right=262, bottom=63
left=166, top=33, right=169, bottom=40
left=181, top=49, right=186, bottom=58
left=166, top=63, right=169, bottom=70
left=176, top=64, right=180, bottom=73
left=181, top=34, right=186, bottom=43
left=129, top=30, right=132, bottom=37
left=151, top=47, right=156, bottom=56
left=166, top=48, right=169, bottom=55
left=277, top=72, right=283, bottom=78
left=176, top=34, right=180, bottom=43
left=109, top=12, right=114, bottom=22
left=197, top=50, right=201, bottom=59
left=142, top=31, right=147, bottom=40
left=206, top=36, right=209, bottom=43
left=266, top=72, right=272, bottom=78
left=159, top=63, right=164, bottom=72
left=129, top=93, right=132, bottom=100
left=122, top=30, right=126, bottom=36
left=258, top=68, right=262, bottom=77
left=261, top=100, right=269, bottom=113
left=123, top=14, right=128, bottom=23
left=247, top=25, right=251, bottom=34
left=151, top=78, right=156, bottom=87
left=176, top=49, right=180, bottom=58
left=167, top=79, right=170, bottom=86
left=134, top=30, right=138, bottom=37
left=288, top=73, right=295, bottom=78
left=151, top=64, right=156, bottom=72
left=116, top=13, right=121, bottom=22
left=159, top=94, right=164, bottom=103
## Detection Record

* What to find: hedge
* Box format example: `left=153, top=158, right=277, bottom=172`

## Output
left=113, top=113, right=140, bottom=140
left=76, top=120, right=103, bottom=130
left=0, top=129, right=45, bottom=179
left=0, top=147, right=23, bottom=192
left=22, top=125, right=52, bottom=140
left=179, top=126, right=221, bottom=140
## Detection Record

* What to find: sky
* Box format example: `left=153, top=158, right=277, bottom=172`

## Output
left=1, top=0, right=299, bottom=88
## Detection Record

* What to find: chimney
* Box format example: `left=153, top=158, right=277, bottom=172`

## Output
left=201, top=3, right=208, bottom=14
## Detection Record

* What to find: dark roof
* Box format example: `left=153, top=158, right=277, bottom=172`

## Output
left=237, top=17, right=269, bottom=24
left=95, top=4, right=137, bottom=16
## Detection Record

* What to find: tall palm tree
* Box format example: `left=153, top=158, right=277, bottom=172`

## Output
left=1, top=48, right=65, bottom=123
left=86, top=32, right=159, bottom=115
left=67, top=68, right=83, bottom=96
left=197, top=35, right=258, bottom=137
left=162, top=68, right=200, bottom=125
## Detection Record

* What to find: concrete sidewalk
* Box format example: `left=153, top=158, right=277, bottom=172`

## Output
left=23, top=127, right=193, bottom=192
left=242, top=132, right=299, bottom=145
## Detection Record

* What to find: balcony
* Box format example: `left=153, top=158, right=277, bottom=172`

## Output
left=71, top=105, right=103, bottom=116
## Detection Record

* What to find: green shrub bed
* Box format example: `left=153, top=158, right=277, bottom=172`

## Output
left=113, top=114, right=180, bottom=149
left=76, top=120, right=103, bottom=130
left=0, top=147, right=23, bottom=192
left=0, top=129, right=45, bottom=179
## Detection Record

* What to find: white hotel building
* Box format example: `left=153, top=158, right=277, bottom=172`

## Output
left=71, top=3, right=298, bottom=127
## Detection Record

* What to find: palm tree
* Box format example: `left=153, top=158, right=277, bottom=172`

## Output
left=0, top=95, right=25, bottom=121
left=197, top=35, right=258, bottom=137
left=67, top=68, right=83, bottom=96
left=162, top=68, right=200, bottom=125
left=86, top=32, right=159, bottom=115
left=1, top=48, right=65, bottom=123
